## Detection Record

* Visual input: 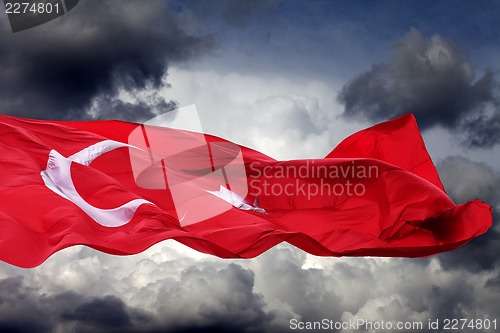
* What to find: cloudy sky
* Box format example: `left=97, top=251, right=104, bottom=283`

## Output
left=1, top=0, right=499, bottom=332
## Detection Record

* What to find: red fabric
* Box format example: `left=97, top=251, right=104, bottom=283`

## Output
left=0, top=113, right=493, bottom=268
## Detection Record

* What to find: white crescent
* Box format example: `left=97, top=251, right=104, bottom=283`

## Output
left=40, top=140, right=152, bottom=227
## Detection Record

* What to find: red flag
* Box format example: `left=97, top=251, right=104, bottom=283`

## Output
left=0, top=113, right=492, bottom=267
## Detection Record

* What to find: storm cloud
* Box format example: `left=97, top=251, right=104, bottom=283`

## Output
left=436, top=156, right=500, bottom=271
left=0, top=275, right=154, bottom=333
left=338, top=28, right=500, bottom=148
left=0, top=261, right=274, bottom=333
left=174, top=0, right=279, bottom=28
left=0, top=0, right=213, bottom=121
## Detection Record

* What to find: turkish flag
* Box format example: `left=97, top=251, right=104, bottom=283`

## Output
left=0, top=113, right=492, bottom=267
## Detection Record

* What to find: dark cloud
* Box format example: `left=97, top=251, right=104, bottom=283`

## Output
left=436, top=156, right=500, bottom=271
left=252, top=247, right=344, bottom=323
left=486, top=272, right=500, bottom=291
left=0, top=0, right=213, bottom=121
left=0, top=275, right=157, bottom=333
left=172, top=0, right=279, bottom=28
left=0, top=263, right=273, bottom=333
left=253, top=248, right=500, bottom=333
left=427, top=280, right=477, bottom=322
left=0, top=276, right=54, bottom=333
left=338, top=28, right=500, bottom=148
left=154, top=263, right=273, bottom=332
left=459, top=99, right=500, bottom=148
left=61, top=295, right=153, bottom=333
left=89, top=94, right=177, bottom=122
left=2, top=245, right=499, bottom=333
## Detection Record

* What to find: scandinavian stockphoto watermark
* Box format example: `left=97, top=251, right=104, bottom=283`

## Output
left=127, top=104, right=379, bottom=225
left=248, top=160, right=379, bottom=200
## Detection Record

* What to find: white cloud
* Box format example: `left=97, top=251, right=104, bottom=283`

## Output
left=162, top=67, right=369, bottom=160
left=3, top=242, right=498, bottom=332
